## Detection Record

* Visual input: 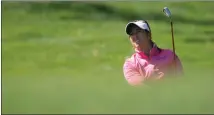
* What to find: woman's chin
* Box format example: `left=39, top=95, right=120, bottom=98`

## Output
left=135, top=43, right=142, bottom=48
left=135, top=46, right=142, bottom=51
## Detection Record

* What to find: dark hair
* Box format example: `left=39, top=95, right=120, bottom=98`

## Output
left=143, top=20, right=151, bottom=33
left=135, top=20, right=152, bottom=40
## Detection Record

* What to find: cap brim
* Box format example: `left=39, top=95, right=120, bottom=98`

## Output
left=125, top=21, right=150, bottom=35
left=125, top=22, right=137, bottom=35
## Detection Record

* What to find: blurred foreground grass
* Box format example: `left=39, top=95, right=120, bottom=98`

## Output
left=2, top=1, right=214, bottom=114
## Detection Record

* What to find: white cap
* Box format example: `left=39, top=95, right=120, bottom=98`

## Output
left=125, top=20, right=150, bottom=35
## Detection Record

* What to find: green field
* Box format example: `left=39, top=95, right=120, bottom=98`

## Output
left=2, top=1, right=214, bottom=114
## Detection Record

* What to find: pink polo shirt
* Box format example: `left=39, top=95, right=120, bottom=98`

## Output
left=123, top=44, right=183, bottom=86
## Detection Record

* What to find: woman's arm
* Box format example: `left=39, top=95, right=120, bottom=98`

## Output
left=123, top=58, right=163, bottom=86
left=123, top=59, right=144, bottom=86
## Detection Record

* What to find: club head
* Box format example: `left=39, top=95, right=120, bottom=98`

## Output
left=163, top=7, right=172, bottom=18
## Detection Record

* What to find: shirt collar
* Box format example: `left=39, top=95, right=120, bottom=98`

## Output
left=135, top=42, right=161, bottom=59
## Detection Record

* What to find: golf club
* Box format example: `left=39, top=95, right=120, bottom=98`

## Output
left=163, top=7, right=176, bottom=75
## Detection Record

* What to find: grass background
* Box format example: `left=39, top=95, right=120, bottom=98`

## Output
left=2, top=1, right=214, bottom=114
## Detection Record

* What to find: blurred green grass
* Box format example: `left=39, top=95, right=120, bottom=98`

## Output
left=2, top=1, right=214, bottom=114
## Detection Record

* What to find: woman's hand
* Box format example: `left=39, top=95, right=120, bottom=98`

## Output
left=153, top=68, right=164, bottom=79
left=144, top=64, right=164, bottom=80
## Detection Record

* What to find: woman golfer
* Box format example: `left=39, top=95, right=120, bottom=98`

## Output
left=123, top=20, right=183, bottom=86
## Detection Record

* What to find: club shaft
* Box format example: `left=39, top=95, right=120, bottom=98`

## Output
left=170, top=21, right=176, bottom=75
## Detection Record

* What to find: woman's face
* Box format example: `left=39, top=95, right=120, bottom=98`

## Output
left=129, top=26, right=150, bottom=50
